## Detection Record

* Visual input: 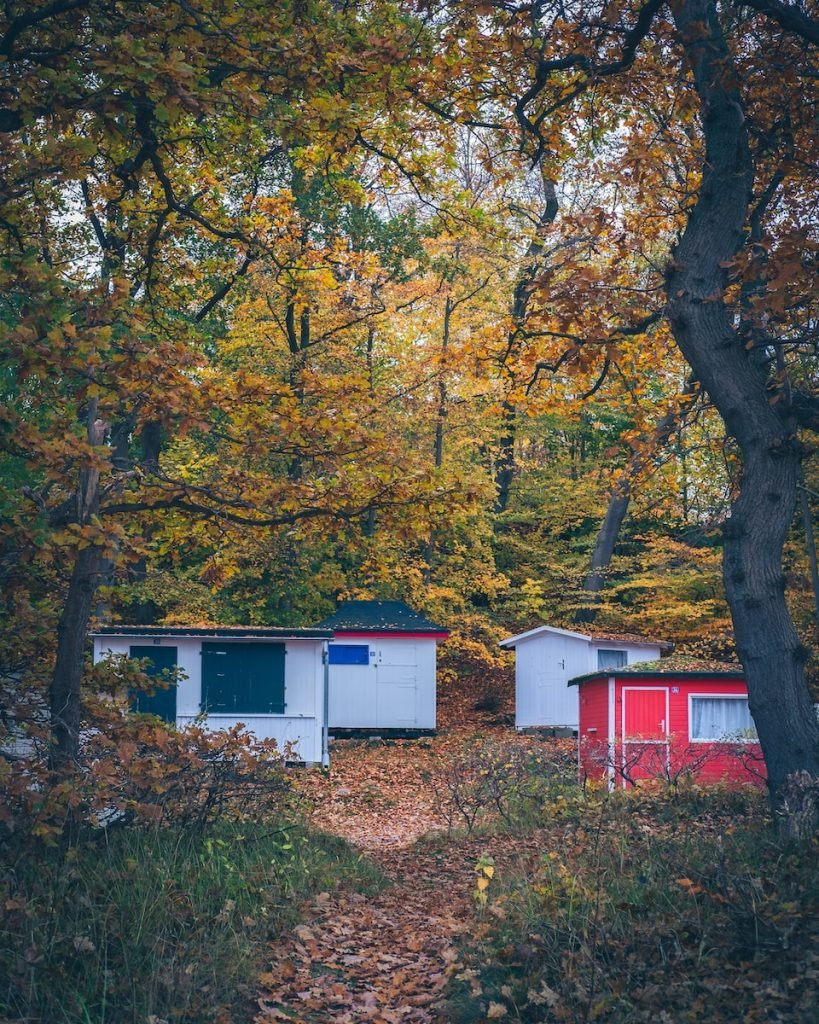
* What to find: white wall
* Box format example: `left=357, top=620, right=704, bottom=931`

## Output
left=515, top=633, right=587, bottom=729
left=513, top=631, right=662, bottom=730
left=93, top=635, right=326, bottom=762
left=328, top=636, right=437, bottom=730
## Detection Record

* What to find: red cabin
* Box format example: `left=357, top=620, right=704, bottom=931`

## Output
left=572, top=657, right=766, bottom=788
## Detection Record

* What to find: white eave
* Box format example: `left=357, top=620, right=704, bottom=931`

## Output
left=499, top=624, right=671, bottom=651
left=499, top=625, right=593, bottom=649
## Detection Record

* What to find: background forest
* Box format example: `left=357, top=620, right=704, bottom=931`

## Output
left=5, top=0, right=819, bottom=692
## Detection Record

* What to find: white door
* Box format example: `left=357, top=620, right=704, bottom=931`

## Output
left=536, top=634, right=576, bottom=726
left=376, top=642, right=418, bottom=727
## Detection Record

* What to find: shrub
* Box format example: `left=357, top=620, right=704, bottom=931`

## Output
left=0, top=685, right=382, bottom=1022
left=443, top=789, right=818, bottom=1023
left=1, top=695, right=293, bottom=851
left=428, top=736, right=577, bottom=834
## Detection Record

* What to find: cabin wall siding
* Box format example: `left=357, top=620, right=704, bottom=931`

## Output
left=328, top=635, right=438, bottom=730
left=578, top=672, right=766, bottom=787
left=511, top=630, right=662, bottom=730
left=93, top=635, right=325, bottom=762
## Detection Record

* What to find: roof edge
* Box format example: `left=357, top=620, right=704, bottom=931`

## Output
left=569, top=668, right=745, bottom=686
left=500, top=625, right=591, bottom=648
left=500, top=624, right=672, bottom=650
left=92, top=625, right=334, bottom=639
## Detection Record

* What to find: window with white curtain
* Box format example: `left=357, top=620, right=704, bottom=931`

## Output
left=690, top=696, right=757, bottom=741
left=597, top=648, right=627, bottom=670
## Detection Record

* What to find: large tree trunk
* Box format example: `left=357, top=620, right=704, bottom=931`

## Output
left=667, top=0, right=819, bottom=808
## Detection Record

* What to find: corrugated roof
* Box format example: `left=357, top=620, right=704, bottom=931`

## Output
left=569, top=654, right=743, bottom=686
left=92, top=625, right=333, bottom=639
left=316, top=600, right=448, bottom=635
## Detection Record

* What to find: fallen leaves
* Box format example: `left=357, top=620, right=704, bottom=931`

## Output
left=256, top=872, right=463, bottom=1022
left=255, top=727, right=549, bottom=1023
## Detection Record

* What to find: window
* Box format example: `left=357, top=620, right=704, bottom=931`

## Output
left=328, top=643, right=370, bottom=666
left=690, top=696, right=757, bottom=741
left=597, top=648, right=627, bottom=670
left=201, top=642, right=285, bottom=714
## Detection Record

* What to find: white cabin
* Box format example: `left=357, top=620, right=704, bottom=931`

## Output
left=499, top=624, right=671, bottom=732
left=317, top=601, right=449, bottom=734
left=91, top=625, right=333, bottom=764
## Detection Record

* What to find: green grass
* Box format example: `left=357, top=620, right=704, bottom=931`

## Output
left=0, top=819, right=383, bottom=1024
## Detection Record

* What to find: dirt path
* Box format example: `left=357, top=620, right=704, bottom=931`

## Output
left=253, top=730, right=531, bottom=1024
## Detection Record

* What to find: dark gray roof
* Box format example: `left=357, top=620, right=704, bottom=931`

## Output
left=316, top=600, right=448, bottom=635
left=92, top=625, right=333, bottom=639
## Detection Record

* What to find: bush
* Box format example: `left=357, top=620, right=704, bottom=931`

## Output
left=0, top=688, right=382, bottom=1023
left=444, top=789, right=819, bottom=1023
left=0, top=697, right=293, bottom=850
left=427, top=736, right=577, bottom=834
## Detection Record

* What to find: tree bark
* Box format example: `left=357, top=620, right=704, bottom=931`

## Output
left=666, top=0, right=819, bottom=805
left=434, top=295, right=453, bottom=472
left=494, top=181, right=559, bottom=513
left=575, top=382, right=698, bottom=623
left=48, top=410, right=107, bottom=768
left=49, top=544, right=103, bottom=768
left=797, top=468, right=819, bottom=629
left=574, top=491, right=632, bottom=623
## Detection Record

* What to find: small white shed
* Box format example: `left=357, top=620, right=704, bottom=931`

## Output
left=317, top=601, right=449, bottom=734
left=499, top=624, right=672, bottom=732
left=91, top=625, right=333, bottom=764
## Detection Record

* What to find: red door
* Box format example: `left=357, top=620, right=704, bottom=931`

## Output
left=621, top=687, right=669, bottom=786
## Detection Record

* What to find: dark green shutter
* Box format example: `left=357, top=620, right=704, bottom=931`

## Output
left=129, top=646, right=178, bottom=723
left=201, top=642, right=285, bottom=714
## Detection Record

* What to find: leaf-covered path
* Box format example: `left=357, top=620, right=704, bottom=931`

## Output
left=254, top=730, right=532, bottom=1023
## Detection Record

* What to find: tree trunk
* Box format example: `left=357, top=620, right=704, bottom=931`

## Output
left=48, top=409, right=107, bottom=768
left=493, top=181, right=559, bottom=513
left=797, top=469, right=819, bottom=629
left=49, top=544, right=103, bottom=768
left=667, top=0, right=819, bottom=808
left=575, top=382, right=698, bottom=624
left=434, top=295, right=453, bottom=471
left=493, top=399, right=518, bottom=514
left=574, top=491, right=632, bottom=623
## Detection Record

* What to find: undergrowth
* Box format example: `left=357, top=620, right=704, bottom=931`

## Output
left=0, top=702, right=384, bottom=1024
left=0, top=818, right=382, bottom=1023
left=445, top=785, right=819, bottom=1023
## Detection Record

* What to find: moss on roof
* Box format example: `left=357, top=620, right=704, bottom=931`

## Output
left=569, top=654, right=744, bottom=686
left=316, top=600, right=448, bottom=634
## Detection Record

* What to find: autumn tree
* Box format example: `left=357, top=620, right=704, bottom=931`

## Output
left=427, top=0, right=819, bottom=810
left=0, top=0, right=435, bottom=766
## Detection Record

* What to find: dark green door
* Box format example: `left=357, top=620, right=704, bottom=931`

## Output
left=129, top=646, right=178, bottom=723
left=201, top=642, right=285, bottom=714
